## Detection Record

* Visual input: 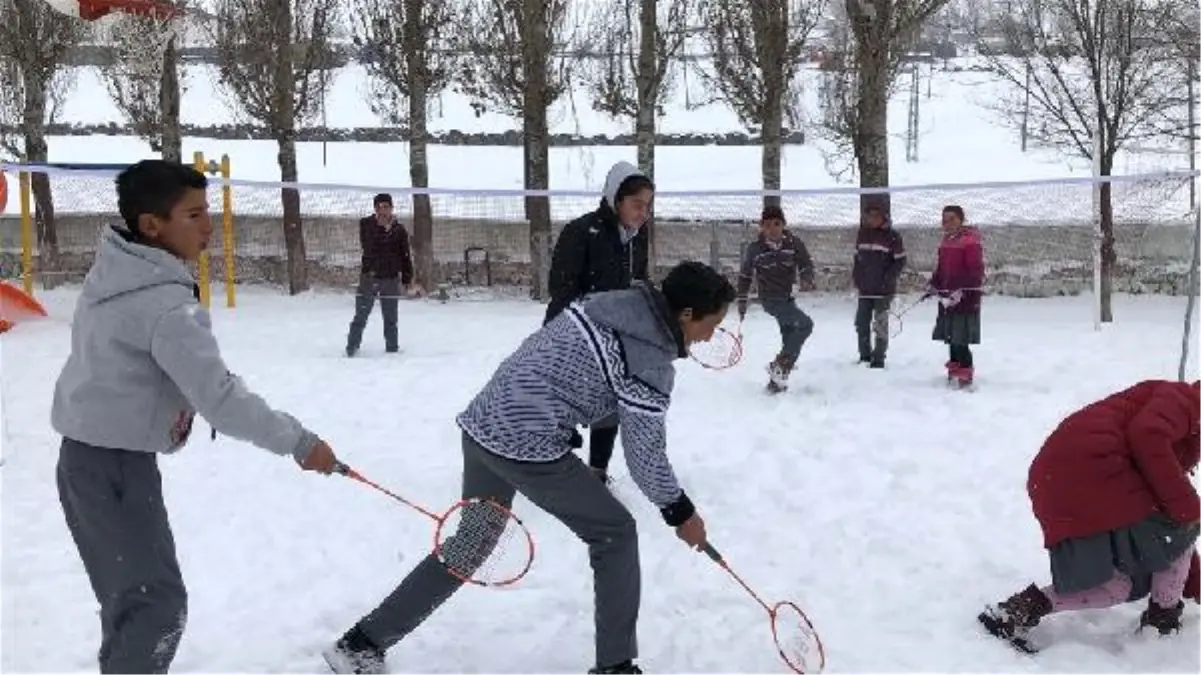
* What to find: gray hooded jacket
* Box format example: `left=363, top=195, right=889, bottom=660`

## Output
left=457, top=282, right=695, bottom=524
left=51, top=225, right=318, bottom=461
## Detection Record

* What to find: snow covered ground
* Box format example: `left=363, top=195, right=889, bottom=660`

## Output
left=2, top=286, right=1198, bottom=673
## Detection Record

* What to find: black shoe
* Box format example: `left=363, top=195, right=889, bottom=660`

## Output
left=322, top=625, right=386, bottom=674
left=869, top=359, right=885, bottom=368
left=346, top=346, right=359, bottom=358
left=588, top=661, right=642, bottom=674
left=385, top=346, right=398, bottom=354
left=590, top=467, right=612, bottom=485
left=1139, top=599, right=1184, bottom=635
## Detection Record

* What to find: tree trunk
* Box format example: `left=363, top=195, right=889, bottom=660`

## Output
left=523, top=18, right=552, bottom=301
left=408, top=78, right=434, bottom=291
left=21, top=66, right=58, bottom=289
left=1098, top=156, right=1116, bottom=323
left=854, top=28, right=891, bottom=214
left=760, top=80, right=784, bottom=209
left=159, top=34, right=182, bottom=163
left=636, top=0, right=657, bottom=279
left=277, top=134, right=308, bottom=294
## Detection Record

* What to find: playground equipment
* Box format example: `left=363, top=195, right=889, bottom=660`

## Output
left=192, top=152, right=237, bottom=309
left=0, top=280, right=48, bottom=333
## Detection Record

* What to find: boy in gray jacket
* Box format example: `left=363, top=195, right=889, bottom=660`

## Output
left=50, top=160, right=340, bottom=674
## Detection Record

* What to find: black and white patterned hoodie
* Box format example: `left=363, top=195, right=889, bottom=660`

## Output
left=456, top=282, right=696, bottom=526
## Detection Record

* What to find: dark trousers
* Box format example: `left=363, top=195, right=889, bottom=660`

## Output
left=855, top=296, right=893, bottom=361
left=949, top=343, right=974, bottom=368
left=57, top=438, right=187, bottom=674
left=760, top=297, right=814, bottom=364
left=356, top=432, right=641, bottom=669
left=347, top=275, right=401, bottom=352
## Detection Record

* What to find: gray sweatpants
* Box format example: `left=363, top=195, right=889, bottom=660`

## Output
left=56, top=438, right=188, bottom=674
left=760, top=297, right=814, bottom=363
left=357, top=432, right=641, bottom=668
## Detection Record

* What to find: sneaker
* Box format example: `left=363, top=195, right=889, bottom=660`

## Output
left=1139, top=599, right=1184, bottom=635
left=322, top=626, right=386, bottom=674
left=588, top=661, right=643, bottom=674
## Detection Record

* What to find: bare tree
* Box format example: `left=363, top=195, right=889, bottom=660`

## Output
left=453, top=0, right=579, bottom=300
left=213, top=0, right=339, bottom=294
left=0, top=0, right=86, bottom=289
left=700, top=0, right=825, bottom=207
left=980, top=0, right=1188, bottom=321
left=580, top=0, right=690, bottom=273
left=350, top=0, right=457, bottom=292
left=818, top=0, right=949, bottom=210
left=99, top=5, right=186, bottom=161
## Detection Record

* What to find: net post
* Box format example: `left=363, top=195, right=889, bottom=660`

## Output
left=191, top=151, right=212, bottom=309
left=1091, top=132, right=1102, bottom=331
left=1179, top=206, right=1200, bottom=382
left=17, top=160, right=33, bottom=296
left=220, top=155, right=235, bottom=308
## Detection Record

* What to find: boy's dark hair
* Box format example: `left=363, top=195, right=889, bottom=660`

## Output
left=615, top=175, right=655, bottom=203
left=661, top=260, right=737, bottom=320
left=943, top=204, right=965, bottom=221
left=116, top=160, right=208, bottom=234
left=374, top=193, right=393, bottom=207
left=761, top=205, right=786, bottom=223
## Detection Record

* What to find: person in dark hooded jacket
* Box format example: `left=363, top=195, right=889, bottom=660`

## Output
left=852, top=204, right=906, bottom=367
left=542, top=160, right=655, bottom=485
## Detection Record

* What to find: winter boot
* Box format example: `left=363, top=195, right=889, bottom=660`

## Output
left=857, top=335, right=872, bottom=364
left=954, top=366, right=975, bottom=388
left=978, top=583, right=1052, bottom=652
left=766, top=354, right=795, bottom=393
left=1139, top=599, right=1184, bottom=635
left=588, top=661, right=643, bottom=674
left=945, top=359, right=960, bottom=381
left=322, top=625, right=386, bottom=674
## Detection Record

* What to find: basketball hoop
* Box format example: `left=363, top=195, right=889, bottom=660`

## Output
left=41, top=0, right=178, bottom=22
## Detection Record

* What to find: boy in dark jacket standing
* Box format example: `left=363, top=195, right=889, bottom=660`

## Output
left=852, top=205, right=906, bottom=367
left=735, top=205, right=816, bottom=393
left=346, top=193, right=414, bottom=357
left=543, top=160, right=653, bottom=484
left=51, top=160, right=340, bottom=674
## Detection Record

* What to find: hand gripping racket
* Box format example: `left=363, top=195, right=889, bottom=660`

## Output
left=333, top=461, right=535, bottom=587
left=689, top=320, right=744, bottom=370
left=702, top=542, right=826, bottom=674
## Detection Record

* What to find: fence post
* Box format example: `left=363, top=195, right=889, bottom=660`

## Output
left=191, top=152, right=212, bottom=309
left=220, top=154, right=236, bottom=308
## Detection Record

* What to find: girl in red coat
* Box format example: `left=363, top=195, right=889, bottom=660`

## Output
left=979, top=380, right=1201, bottom=652
left=927, top=205, right=984, bottom=388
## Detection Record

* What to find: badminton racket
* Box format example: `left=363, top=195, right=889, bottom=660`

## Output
left=701, top=542, right=826, bottom=674
left=333, top=461, right=535, bottom=587
left=690, top=321, right=743, bottom=370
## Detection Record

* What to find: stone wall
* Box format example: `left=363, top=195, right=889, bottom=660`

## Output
left=1, top=210, right=1194, bottom=297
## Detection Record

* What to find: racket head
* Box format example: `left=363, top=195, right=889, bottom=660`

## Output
left=689, top=325, right=743, bottom=370
left=770, top=600, right=826, bottom=674
left=433, top=498, right=535, bottom=588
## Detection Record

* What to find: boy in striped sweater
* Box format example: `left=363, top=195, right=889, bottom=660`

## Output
left=325, top=261, right=737, bottom=675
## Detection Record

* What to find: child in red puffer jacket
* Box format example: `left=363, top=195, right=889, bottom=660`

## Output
left=979, top=379, right=1201, bottom=653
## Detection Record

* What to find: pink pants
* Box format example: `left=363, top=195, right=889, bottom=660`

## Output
left=1042, top=551, right=1193, bottom=612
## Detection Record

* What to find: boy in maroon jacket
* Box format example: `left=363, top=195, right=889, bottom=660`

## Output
left=927, top=205, right=983, bottom=387
left=346, top=193, right=415, bottom=356
left=979, top=380, right=1201, bottom=653
left=852, top=205, right=906, bottom=367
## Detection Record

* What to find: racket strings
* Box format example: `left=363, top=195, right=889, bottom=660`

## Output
left=437, top=500, right=531, bottom=585
left=772, top=602, right=824, bottom=674
left=690, top=327, right=743, bottom=369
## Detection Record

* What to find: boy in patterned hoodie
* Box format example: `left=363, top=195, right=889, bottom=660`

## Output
left=736, top=205, right=816, bottom=393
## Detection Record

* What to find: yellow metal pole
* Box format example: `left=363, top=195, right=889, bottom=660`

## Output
left=221, top=154, right=235, bottom=308
left=17, top=165, right=32, bottom=296
left=191, top=151, right=211, bottom=309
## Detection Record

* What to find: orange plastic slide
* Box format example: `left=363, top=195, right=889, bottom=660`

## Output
left=0, top=280, right=48, bottom=333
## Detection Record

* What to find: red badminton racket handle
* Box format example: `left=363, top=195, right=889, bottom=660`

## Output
left=333, top=461, right=441, bottom=521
